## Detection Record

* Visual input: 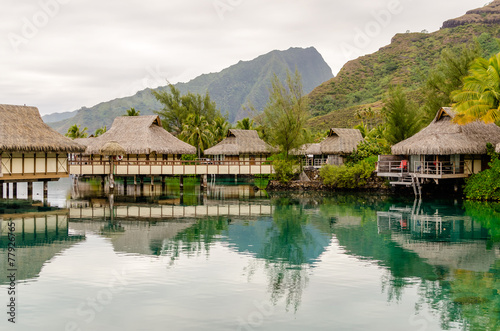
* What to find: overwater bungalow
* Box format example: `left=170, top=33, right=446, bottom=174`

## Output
left=0, top=104, right=85, bottom=198
left=70, top=121, right=275, bottom=180
left=83, top=115, right=196, bottom=161
left=203, top=129, right=274, bottom=164
left=297, top=128, right=363, bottom=168
left=71, top=115, right=196, bottom=177
left=377, top=107, right=500, bottom=192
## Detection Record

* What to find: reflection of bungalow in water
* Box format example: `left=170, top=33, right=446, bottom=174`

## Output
left=296, top=128, right=363, bottom=168
left=71, top=115, right=196, bottom=175
left=70, top=220, right=196, bottom=256
left=0, top=210, right=85, bottom=283
left=377, top=205, right=496, bottom=273
left=68, top=199, right=274, bottom=221
left=0, top=104, right=85, bottom=197
left=204, top=129, right=274, bottom=164
left=377, top=107, right=500, bottom=191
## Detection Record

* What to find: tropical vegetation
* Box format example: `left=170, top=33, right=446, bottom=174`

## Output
left=125, top=107, right=140, bottom=116
left=452, top=52, right=500, bottom=124
left=153, top=84, right=230, bottom=156
left=261, top=69, right=310, bottom=159
left=65, top=124, right=88, bottom=139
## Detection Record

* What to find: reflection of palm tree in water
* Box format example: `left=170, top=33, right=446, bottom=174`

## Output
left=246, top=203, right=331, bottom=312
left=150, top=217, right=229, bottom=267
left=150, top=202, right=331, bottom=312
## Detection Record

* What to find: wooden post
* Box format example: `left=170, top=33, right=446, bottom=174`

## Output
left=139, top=176, right=144, bottom=195
left=161, top=176, right=166, bottom=194
left=0, top=182, right=3, bottom=199
left=12, top=182, right=17, bottom=199
left=123, top=177, right=128, bottom=194
left=109, top=157, right=115, bottom=190
left=27, top=182, right=33, bottom=200
left=43, top=180, right=48, bottom=205
left=201, top=174, right=207, bottom=190
left=179, top=175, right=184, bottom=193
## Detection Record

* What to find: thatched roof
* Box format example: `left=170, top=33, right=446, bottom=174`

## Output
left=0, top=104, right=85, bottom=153
left=319, top=128, right=364, bottom=155
left=73, top=137, right=95, bottom=147
left=291, top=143, right=321, bottom=155
left=204, top=129, right=274, bottom=155
left=99, top=141, right=126, bottom=156
left=392, top=107, right=500, bottom=155
left=85, top=115, right=196, bottom=155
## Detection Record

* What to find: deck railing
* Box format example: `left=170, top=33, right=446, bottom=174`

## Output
left=69, top=159, right=274, bottom=176
left=377, top=160, right=469, bottom=176
left=302, top=159, right=327, bottom=168
left=376, top=160, right=410, bottom=174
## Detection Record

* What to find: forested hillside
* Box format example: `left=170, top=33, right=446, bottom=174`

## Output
left=307, top=0, right=500, bottom=131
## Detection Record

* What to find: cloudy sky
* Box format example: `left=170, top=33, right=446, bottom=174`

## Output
left=1, top=0, right=487, bottom=116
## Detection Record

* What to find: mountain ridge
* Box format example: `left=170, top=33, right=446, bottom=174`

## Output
left=45, top=46, right=333, bottom=134
left=306, top=0, right=500, bottom=129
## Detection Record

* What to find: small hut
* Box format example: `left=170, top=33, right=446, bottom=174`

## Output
left=204, top=129, right=274, bottom=164
left=0, top=104, right=85, bottom=182
left=83, top=115, right=196, bottom=162
left=296, top=128, right=363, bottom=167
left=378, top=107, right=500, bottom=179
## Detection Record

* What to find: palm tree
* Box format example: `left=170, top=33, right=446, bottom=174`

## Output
left=236, top=117, right=255, bottom=130
left=452, top=52, right=500, bottom=124
left=209, top=117, right=229, bottom=144
left=125, top=107, right=140, bottom=116
left=94, top=126, right=107, bottom=137
left=65, top=124, right=88, bottom=139
left=180, top=113, right=212, bottom=159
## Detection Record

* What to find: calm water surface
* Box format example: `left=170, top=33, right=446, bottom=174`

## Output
left=1, top=178, right=499, bottom=331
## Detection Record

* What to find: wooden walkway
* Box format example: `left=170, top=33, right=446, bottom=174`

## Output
left=69, top=160, right=274, bottom=176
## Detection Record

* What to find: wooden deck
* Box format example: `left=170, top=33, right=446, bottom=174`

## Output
left=377, top=160, right=470, bottom=180
left=69, top=160, right=274, bottom=176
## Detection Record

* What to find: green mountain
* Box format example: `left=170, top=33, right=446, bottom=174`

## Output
left=46, top=47, right=333, bottom=134
left=306, top=0, right=500, bottom=132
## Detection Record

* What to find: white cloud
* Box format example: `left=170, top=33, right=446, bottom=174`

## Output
left=0, top=0, right=487, bottom=115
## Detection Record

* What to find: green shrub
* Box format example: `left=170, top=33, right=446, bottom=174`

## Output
left=464, top=158, right=500, bottom=200
left=319, top=158, right=375, bottom=189
left=464, top=145, right=500, bottom=200
left=272, top=158, right=299, bottom=184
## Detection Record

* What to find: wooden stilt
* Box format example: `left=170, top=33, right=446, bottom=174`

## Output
left=12, top=182, right=17, bottom=199
left=161, top=176, right=166, bottom=194
left=0, top=182, right=3, bottom=199
left=43, top=181, right=48, bottom=205
left=27, top=182, right=33, bottom=200
left=201, top=174, right=207, bottom=190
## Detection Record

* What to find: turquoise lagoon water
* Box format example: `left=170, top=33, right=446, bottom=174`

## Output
left=0, top=178, right=499, bottom=331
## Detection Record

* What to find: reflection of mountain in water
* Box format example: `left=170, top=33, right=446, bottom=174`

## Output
left=0, top=210, right=85, bottom=284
